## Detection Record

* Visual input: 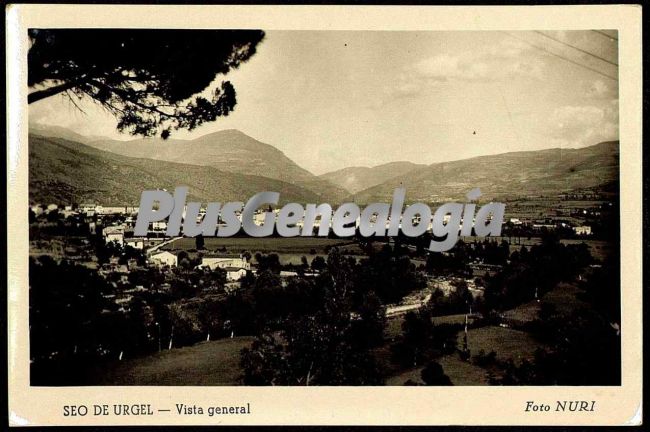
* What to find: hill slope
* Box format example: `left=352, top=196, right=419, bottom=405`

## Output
left=29, top=134, right=327, bottom=205
left=353, top=141, right=619, bottom=203
left=319, top=161, right=426, bottom=194
left=72, top=128, right=349, bottom=202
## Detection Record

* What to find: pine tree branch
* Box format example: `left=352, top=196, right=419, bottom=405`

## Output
left=28, top=80, right=85, bottom=104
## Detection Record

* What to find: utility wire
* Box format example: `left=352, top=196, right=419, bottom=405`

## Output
left=592, top=29, right=618, bottom=41
left=534, top=30, right=618, bottom=66
left=501, top=31, right=618, bottom=81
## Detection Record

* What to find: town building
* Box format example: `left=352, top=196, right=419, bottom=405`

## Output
left=79, top=203, right=97, bottom=217
left=102, top=225, right=125, bottom=246
left=152, top=221, right=168, bottom=232
left=97, top=206, right=130, bottom=215
left=125, top=237, right=145, bottom=249
left=200, top=254, right=250, bottom=271
left=225, top=267, right=247, bottom=281
left=149, top=250, right=178, bottom=267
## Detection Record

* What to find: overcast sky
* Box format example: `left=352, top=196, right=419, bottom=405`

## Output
left=29, top=30, right=619, bottom=175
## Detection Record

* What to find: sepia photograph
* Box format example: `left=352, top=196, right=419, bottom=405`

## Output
left=7, top=4, right=642, bottom=427
left=27, top=27, right=621, bottom=387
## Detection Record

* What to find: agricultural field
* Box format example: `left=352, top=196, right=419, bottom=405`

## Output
left=385, top=354, right=491, bottom=386
left=501, top=281, right=587, bottom=325
left=161, top=236, right=366, bottom=265
left=163, top=236, right=360, bottom=254
left=461, top=326, right=540, bottom=366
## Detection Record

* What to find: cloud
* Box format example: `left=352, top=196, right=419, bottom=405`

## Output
left=583, top=79, right=618, bottom=99
left=550, top=101, right=618, bottom=147
left=409, top=38, right=544, bottom=83
left=379, top=37, right=545, bottom=104
left=412, top=54, right=488, bottom=81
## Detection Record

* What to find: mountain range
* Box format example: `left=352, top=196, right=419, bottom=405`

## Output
left=352, top=141, right=619, bottom=203
left=29, top=134, right=326, bottom=205
left=28, top=125, right=619, bottom=206
left=77, top=129, right=349, bottom=202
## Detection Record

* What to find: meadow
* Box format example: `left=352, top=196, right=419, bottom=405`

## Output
left=161, top=236, right=365, bottom=265
left=163, top=236, right=359, bottom=254
left=94, top=336, right=254, bottom=386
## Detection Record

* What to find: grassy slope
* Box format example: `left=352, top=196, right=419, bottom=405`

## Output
left=95, top=336, right=255, bottom=386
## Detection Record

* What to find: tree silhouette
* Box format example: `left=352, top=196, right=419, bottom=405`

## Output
left=28, top=29, right=265, bottom=138
left=195, top=234, right=205, bottom=250
left=240, top=248, right=385, bottom=385
left=421, top=361, right=452, bottom=385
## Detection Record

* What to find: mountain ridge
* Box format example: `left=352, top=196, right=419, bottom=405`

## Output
left=52, top=127, right=350, bottom=202
left=29, top=133, right=328, bottom=206
left=29, top=125, right=619, bottom=206
left=351, top=141, right=619, bottom=204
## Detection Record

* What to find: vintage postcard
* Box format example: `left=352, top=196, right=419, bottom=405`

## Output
left=6, top=4, right=642, bottom=427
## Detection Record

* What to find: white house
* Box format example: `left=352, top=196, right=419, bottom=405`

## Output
left=97, top=206, right=127, bottom=215
left=102, top=225, right=125, bottom=246
left=125, top=237, right=145, bottom=249
left=200, top=254, right=250, bottom=271
left=152, top=221, right=168, bottom=232
left=226, top=268, right=247, bottom=281
left=149, top=251, right=178, bottom=267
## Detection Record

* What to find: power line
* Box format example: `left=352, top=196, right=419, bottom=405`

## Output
left=534, top=30, right=618, bottom=66
left=592, top=29, right=618, bottom=41
left=501, top=31, right=618, bottom=81
left=497, top=85, right=522, bottom=145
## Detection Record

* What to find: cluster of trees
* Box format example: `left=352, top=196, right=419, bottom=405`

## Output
left=390, top=309, right=460, bottom=370
left=482, top=233, right=592, bottom=312
left=29, top=250, right=231, bottom=384
left=95, top=240, right=146, bottom=266
left=237, top=241, right=461, bottom=385
left=424, top=239, right=510, bottom=276
left=29, top=208, right=92, bottom=237
left=427, top=280, right=475, bottom=316
left=495, top=306, right=620, bottom=385
left=240, top=249, right=386, bottom=385
left=495, top=247, right=621, bottom=385
left=30, top=256, right=114, bottom=363
left=355, top=244, right=427, bottom=304
left=29, top=256, right=173, bottom=384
